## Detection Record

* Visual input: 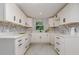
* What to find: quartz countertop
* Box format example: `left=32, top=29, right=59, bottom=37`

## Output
left=0, top=33, right=28, bottom=39
left=54, top=33, right=79, bottom=38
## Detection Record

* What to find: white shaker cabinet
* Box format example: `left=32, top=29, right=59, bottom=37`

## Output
left=54, top=35, right=65, bottom=55
left=18, top=8, right=27, bottom=26
left=57, top=4, right=79, bottom=25
left=48, top=17, right=60, bottom=27
left=0, top=34, right=30, bottom=55
left=64, top=36, right=79, bottom=55
left=31, top=33, right=49, bottom=43
left=31, top=33, right=40, bottom=43
left=0, top=3, right=27, bottom=26
left=15, top=35, right=30, bottom=55
left=40, top=33, right=49, bottom=43
left=54, top=35, right=79, bottom=55
left=26, top=18, right=33, bottom=27
left=48, top=18, right=54, bottom=27
left=49, top=33, right=55, bottom=45
left=5, top=3, right=18, bottom=23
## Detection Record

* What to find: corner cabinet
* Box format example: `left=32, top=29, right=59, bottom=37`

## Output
left=25, top=18, right=33, bottom=27
left=0, top=3, right=29, bottom=27
left=48, top=17, right=60, bottom=27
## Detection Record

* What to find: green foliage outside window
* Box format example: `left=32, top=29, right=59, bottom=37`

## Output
left=36, top=21, right=44, bottom=32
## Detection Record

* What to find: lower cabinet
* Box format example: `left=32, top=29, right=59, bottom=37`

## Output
left=0, top=35, right=30, bottom=55
left=15, top=36, right=30, bottom=55
left=54, top=35, right=65, bottom=55
left=31, top=33, right=49, bottom=43
left=54, top=35, right=79, bottom=55
left=49, top=33, right=55, bottom=45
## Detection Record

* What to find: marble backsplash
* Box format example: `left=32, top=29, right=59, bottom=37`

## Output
left=52, top=23, right=79, bottom=34
left=0, top=22, right=32, bottom=33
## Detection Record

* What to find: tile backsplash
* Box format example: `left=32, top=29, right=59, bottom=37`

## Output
left=52, top=23, right=79, bottom=34
left=0, top=22, right=32, bottom=33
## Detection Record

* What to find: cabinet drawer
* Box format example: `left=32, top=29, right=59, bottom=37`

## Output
left=55, top=36, right=64, bottom=43
left=15, top=43, right=24, bottom=55
left=55, top=48, right=60, bottom=54
left=15, top=38, right=25, bottom=46
left=55, top=42, right=65, bottom=55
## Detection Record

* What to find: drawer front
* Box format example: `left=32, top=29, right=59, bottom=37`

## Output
left=15, top=37, right=25, bottom=46
left=15, top=42, right=24, bottom=55
left=15, top=36, right=30, bottom=55
left=55, top=48, right=60, bottom=54
left=55, top=36, right=64, bottom=43
left=55, top=41, right=65, bottom=55
left=15, top=37, right=27, bottom=55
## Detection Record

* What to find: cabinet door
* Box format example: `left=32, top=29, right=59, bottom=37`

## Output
left=18, top=9, right=26, bottom=25
left=0, top=4, right=4, bottom=21
left=15, top=38, right=25, bottom=55
left=55, top=36, right=65, bottom=55
left=5, top=4, right=15, bottom=22
left=49, top=33, right=55, bottom=45
left=40, top=33, right=49, bottom=43
left=15, top=45, right=22, bottom=55
left=5, top=4, right=20, bottom=23
left=65, top=37, right=79, bottom=55
left=5, top=4, right=25, bottom=25
left=48, top=18, right=54, bottom=27
left=31, top=33, right=41, bottom=43
left=26, top=18, right=33, bottom=27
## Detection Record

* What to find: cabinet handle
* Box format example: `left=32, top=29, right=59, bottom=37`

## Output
left=56, top=37, right=60, bottom=39
left=56, top=42, right=60, bottom=45
left=14, top=16, right=16, bottom=21
left=25, top=23, right=27, bottom=25
left=18, top=44, right=22, bottom=46
left=56, top=48, right=60, bottom=52
left=19, top=19, right=21, bottom=23
left=18, top=40, right=22, bottom=42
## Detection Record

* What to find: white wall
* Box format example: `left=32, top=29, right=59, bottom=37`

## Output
left=57, top=3, right=79, bottom=23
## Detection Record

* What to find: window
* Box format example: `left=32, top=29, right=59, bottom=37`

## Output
left=36, top=21, right=44, bottom=32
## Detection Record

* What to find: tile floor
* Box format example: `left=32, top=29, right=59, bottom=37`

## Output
left=25, top=43, right=57, bottom=55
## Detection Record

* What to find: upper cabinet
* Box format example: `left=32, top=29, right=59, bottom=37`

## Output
left=48, top=18, right=54, bottom=27
left=48, top=17, right=60, bottom=27
left=0, top=4, right=4, bottom=20
left=25, top=18, right=33, bottom=27
left=49, top=4, right=79, bottom=27
left=57, top=4, right=79, bottom=25
left=0, top=3, right=33, bottom=27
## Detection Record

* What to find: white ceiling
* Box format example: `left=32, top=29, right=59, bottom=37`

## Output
left=17, top=3, right=66, bottom=18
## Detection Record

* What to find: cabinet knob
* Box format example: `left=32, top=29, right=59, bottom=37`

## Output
left=13, top=16, right=16, bottom=21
